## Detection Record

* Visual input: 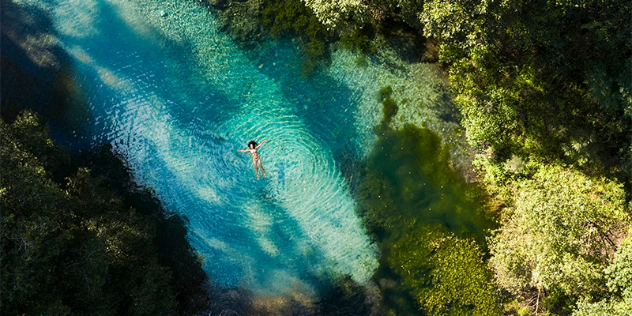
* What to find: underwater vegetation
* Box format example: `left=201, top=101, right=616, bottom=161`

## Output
left=210, top=0, right=434, bottom=75
left=358, top=87, right=495, bottom=242
left=260, top=0, right=331, bottom=74
left=339, top=24, right=377, bottom=55
left=378, top=85, right=397, bottom=128
left=210, top=0, right=332, bottom=74
left=390, top=224, right=501, bottom=315
left=353, top=87, right=500, bottom=314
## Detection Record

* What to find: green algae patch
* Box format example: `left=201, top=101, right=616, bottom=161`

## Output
left=378, top=86, right=397, bottom=129
left=354, top=92, right=500, bottom=313
left=390, top=224, right=501, bottom=315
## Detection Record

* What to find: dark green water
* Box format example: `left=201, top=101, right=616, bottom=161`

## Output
left=352, top=92, right=498, bottom=313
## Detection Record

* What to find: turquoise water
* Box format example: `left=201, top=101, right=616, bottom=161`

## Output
left=12, top=0, right=455, bottom=302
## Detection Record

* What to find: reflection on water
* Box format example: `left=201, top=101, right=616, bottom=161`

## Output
left=2, top=0, right=487, bottom=313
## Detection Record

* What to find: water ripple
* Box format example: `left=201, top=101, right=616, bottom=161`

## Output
left=27, top=0, right=389, bottom=296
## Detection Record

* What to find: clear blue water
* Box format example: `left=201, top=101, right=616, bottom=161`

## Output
left=13, top=0, right=452, bottom=301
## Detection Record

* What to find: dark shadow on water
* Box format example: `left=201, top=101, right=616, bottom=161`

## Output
left=245, top=39, right=364, bottom=183
left=1, top=0, right=90, bottom=148
left=201, top=274, right=381, bottom=315
left=313, top=276, right=378, bottom=316
left=353, top=93, right=498, bottom=314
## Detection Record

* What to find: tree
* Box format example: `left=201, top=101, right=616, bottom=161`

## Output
left=419, top=0, right=632, bottom=175
left=301, top=0, right=368, bottom=28
left=574, top=227, right=632, bottom=315
left=1, top=111, right=184, bottom=315
left=1, top=112, right=77, bottom=315
left=488, top=165, right=629, bottom=298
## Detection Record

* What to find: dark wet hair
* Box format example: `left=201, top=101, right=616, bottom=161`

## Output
left=248, top=141, right=257, bottom=149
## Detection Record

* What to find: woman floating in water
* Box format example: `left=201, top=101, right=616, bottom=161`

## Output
left=238, top=140, right=267, bottom=180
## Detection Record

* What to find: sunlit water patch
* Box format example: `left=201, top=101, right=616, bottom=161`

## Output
left=15, top=0, right=451, bottom=299
left=17, top=0, right=379, bottom=294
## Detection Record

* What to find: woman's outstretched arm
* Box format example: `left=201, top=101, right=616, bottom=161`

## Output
left=256, top=139, right=267, bottom=149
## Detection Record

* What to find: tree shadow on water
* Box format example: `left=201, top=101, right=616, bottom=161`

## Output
left=352, top=92, right=499, bottom=314
left=1, top=0, right=88, bottom=141
left=249, top=39, right=366, bottom=183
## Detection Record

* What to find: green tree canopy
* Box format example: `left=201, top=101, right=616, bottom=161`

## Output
left=1, top=111, right=207, bottom=315
left=301, top=0, right=368, bottom=28
left=420, top=0, right=632, bottom=176
left=488, top=165, right=629, bottom=297
left=574, top=226, right=632, bottom=315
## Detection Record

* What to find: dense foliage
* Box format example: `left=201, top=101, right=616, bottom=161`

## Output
left=410, top=0, right=632, bottom=312
left=422, top=0, right=632, bottom=179
left=0, top=112, right=209, bottom=315
left=573, top=227, right=632, bottom=315
left=488, top=165, right=629, bottom=297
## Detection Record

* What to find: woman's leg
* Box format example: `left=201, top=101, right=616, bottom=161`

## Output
left=253, top=162, right=260, bottom=180
left=258, top=160, right=267, bottom=177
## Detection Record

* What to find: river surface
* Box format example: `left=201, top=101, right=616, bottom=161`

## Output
left=3, top=0, right=464, bottom=310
